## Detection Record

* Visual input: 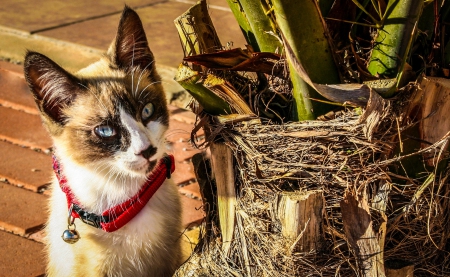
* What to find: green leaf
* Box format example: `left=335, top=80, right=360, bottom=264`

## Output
left=175, top=64, right=231, bottom=115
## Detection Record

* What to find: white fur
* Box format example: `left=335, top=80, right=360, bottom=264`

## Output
left=46, top=176, right=181, bottom=276
left=118, top=108, right=152, bottom=174
left=46, top=110, right=182, bottom=277
left=118, top=107, right=167, bottom=164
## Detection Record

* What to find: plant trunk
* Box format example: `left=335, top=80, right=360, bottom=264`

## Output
left=271, top=0, right=341, bottom=120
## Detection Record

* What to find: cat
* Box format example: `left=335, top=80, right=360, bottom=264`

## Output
left=24, top=6, right=182, bottom=277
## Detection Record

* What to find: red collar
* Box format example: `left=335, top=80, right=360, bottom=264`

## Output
left=52, top=154, right=175, bottom=232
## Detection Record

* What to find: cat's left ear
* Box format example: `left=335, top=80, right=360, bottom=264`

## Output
left=109, top=6, right=157, bottom=75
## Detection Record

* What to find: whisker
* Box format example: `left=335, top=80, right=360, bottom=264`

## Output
left=139, top=80, right=162, bottom=101
left=134, top=62, right=155, bottom=97
left=131, top=35, right=136, bottom=95
left=90, top=89, right=109, bottom=114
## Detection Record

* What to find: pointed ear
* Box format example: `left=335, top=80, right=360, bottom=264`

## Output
left=24, top=51, right=83, bottom=124
left=109, top=6, right=156, bottom=73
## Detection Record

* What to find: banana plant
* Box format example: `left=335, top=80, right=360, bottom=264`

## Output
left=367, top=0, right=424, bottom=96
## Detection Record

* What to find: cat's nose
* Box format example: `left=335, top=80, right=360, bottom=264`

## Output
left=139, top=146, right=157, bottom=160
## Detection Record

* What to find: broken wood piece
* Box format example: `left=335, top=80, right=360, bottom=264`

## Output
left=191, top=153, right=216, bottom=240
left=371, top=181, right=391, bottom=263
left=210, top=142, right=236, bottom=256
left=203, top=75, right=254, bottom=115
left=216, top=114, right=259, bottom=125
left=385, top=260, right=414, bottom=277
left=341, top=187, right=386, bottom=276
left=273, top=190, right=324, bottom=253
left=409, top=77, right=450, bottom=167
left=358, top=88, right=390, bottom=142
left=174, top=0, right=221, bottom=57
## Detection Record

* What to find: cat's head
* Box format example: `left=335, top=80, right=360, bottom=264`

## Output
left=24, top=6, right=169, bottom=178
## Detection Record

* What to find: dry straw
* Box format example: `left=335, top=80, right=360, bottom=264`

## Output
left=175, top=88, right=450, bottom=276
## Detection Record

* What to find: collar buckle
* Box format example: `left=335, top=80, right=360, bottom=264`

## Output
left=72, top=204, right=108, bottom=229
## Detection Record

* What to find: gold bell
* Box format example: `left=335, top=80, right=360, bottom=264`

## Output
left=61, top=204, right=80, bottom=244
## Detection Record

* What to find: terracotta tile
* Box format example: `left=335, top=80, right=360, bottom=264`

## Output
left=0, top=106, right=52, bottom=151
left=0, top=141, right=52, bottom=192
left=167, top=113, right=205, bottom=148
left=207, top=0, right=231, bottom=9
left=167, top=104, right=180, bottom=112
left=0, top=0, right=165, bottom=33
left=0, top=231, right=45, bottom=277
left=181, top=226, right=200, bottom=256
left=166, top=116, right=203, bottom=162
left=167, top=140, right=202, bottom=163
left=179, top=181, right=202, bottom=200
left=28, top=229, right=45, bottom=243
left=0, top=61, right=23, bottom=74
left=0, top=68, right=38, bottom=115
left=180, top=195, right=205, bottom=228
left=0, top=183, right=47, bottom=235
left=166, top=118, right=195, bottom=143
left=38, top=1, right=246, bottom=68
left=172, top=159, right=196, bottom=186
left=169, top=105, right=197, bottom=125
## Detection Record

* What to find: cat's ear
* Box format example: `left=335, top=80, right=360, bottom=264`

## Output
left=24, top=51, right=83, bottom=124
left=109, top=6, right=156, bottom=73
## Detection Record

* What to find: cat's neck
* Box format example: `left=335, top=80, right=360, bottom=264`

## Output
left=54, top=147, right=148, bottom=214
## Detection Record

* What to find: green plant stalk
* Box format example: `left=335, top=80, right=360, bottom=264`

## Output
left=174, top=0, right=234, bottom=115
left=175, top=64, right=231, bottom=115
left=290, top=64, right=315, bottom=121
left=367, top=0, right=424, bottom=79
left=224, top=0, right=259, bottom=51
left=272, top=0, right=341, bottom=120
left=226, top=0, right=282, bottom=53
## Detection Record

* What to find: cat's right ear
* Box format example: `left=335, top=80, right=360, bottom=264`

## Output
left=24, top=51, right=83, bottom=124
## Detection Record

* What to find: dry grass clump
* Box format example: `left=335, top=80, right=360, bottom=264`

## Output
left=175, top=92, right=450, bottom=276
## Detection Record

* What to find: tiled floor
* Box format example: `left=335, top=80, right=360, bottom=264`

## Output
left=0, top=0, right=246, bottom=69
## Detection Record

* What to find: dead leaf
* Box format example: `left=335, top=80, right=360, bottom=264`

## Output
left=184, top=48, right=281, bottom=75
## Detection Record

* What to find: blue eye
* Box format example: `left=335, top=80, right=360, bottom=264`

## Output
left=142, top=103, right=154, bottom=121
left=94, top=125, right=117, bottom=138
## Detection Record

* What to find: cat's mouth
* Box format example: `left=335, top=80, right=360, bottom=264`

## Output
left=129, top=159, right=158, bottom=175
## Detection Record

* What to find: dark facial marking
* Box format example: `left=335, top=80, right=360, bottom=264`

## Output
left=25, top=6, right=169, bottom=168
